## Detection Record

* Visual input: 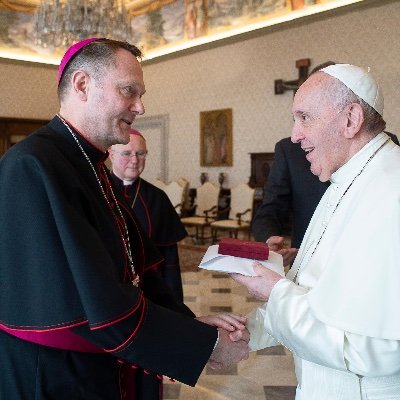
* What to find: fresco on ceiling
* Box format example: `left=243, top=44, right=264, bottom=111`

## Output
left=0, top=0, right=358, bottom=64
left=131, top=0, right=314, bottom=54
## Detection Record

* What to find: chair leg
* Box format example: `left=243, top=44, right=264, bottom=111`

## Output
left=211, top=228, right=217, bottom=244
left=199, top=226, right=204, bottom=245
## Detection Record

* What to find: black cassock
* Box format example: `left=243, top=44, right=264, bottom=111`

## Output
left=0, top=117, right=216, bottom=400
left=110, top=174, right=187, bottom=302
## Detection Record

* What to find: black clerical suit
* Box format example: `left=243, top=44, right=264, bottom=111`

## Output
left=252, top=137, right=329, bottom=248
left=0, top=117, right=217, bottom=400
left=110, top=175, right=187, bottom=302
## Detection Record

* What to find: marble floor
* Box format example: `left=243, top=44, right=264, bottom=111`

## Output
left=163, top=244, right=297, bottom=400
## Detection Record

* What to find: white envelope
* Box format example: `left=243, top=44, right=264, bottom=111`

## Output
left=198, top=245, right=284, bottom=277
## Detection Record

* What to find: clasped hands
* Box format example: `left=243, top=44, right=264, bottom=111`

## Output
left=197, top=257, right=283, bottom=370
left=197, top=238, right=288, bottom=371
left=196, top=313, right=250, bottom=370
left=196, top=258, right=282, bottom=370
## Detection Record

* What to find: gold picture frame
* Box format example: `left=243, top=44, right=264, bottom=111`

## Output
left=200, top=108, right=232, bottom=167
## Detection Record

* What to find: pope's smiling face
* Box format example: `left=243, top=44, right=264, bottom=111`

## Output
left=291, top=72, right=349, bottom=182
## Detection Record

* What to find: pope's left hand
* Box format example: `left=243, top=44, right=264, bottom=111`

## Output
left=230, top=262, right=284, bottom=301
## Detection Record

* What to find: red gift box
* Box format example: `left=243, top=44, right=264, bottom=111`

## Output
left=218, top=237, right=269, bottom=260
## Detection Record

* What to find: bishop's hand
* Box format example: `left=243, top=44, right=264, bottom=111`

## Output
left=196, top=313, right=250, bottom=370
left=208, top=327, right=249, bottom=370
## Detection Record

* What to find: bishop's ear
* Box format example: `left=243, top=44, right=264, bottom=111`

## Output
left=343, top=103, right=364, bottom=139
left=71, top=70, right=90, bottom=101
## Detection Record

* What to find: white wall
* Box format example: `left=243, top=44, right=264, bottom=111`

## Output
left=140, top=0, right=400, bottom=187
left=0, top=59, right=58, bottom=120
left=0, top=0, right=399, bottom=188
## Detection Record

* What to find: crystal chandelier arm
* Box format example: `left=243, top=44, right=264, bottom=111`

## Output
left=33, top=0, right=132, bottom=49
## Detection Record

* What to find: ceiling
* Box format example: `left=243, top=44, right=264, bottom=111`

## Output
left=0, top=0, right=176, bottom=16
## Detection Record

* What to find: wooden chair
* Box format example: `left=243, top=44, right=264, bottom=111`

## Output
left=153, top=179, right=166, bottom=190
left=152, top=178, right=190, bottom=216
left=177, top=177, right=190, bottom=211
left=211, top=183, right=255, bottom=243
left=181, top=182, right=220, bottom=244
left=163, top=181, right=185, bottom=215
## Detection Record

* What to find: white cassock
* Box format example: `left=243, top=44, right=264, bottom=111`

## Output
left=248, top=132, right=400, bottom=399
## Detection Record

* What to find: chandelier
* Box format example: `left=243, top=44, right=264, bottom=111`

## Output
left=33, top=0, right=132, bottom=50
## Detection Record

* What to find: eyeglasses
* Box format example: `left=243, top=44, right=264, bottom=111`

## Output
left=113, top=150, right=148, bottom=160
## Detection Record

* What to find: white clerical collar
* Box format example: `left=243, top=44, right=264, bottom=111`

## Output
left=123, top=179, right=135, bottom=186
left=330, top=132, right=387, bottom=185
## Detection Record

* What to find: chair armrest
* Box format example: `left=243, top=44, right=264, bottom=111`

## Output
left=204, top=205, right=218, bottom=223
left=235, top=208, right=251, bottom=226
left=181, top=204, right=197, bottom=218
left=216, top=205, right=230, bottom=219
left=173, top=203, right=183, bottom=216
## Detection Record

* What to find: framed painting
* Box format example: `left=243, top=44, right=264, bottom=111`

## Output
left=200, top=108, right=232, bottom=167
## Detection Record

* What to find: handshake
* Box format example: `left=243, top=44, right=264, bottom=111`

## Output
left=196, top=314, right=250, bottom=370
left=194, top=256, right=286, bottom=370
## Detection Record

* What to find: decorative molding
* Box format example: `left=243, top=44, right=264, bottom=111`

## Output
left=133, top=114, right=169, bottom=182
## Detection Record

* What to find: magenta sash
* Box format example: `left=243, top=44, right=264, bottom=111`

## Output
left=0, top=324, right=104, bottom=353
left=0, top=324, right=164, bottom=399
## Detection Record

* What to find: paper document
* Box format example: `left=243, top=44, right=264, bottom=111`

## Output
left=199, top=245, right=284, bottom=277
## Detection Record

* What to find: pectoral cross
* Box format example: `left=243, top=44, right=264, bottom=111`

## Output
left=275, top=58, right=311, bottom=95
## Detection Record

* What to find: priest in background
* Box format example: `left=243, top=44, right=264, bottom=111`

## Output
left=109, top=129, right=187, bottom=301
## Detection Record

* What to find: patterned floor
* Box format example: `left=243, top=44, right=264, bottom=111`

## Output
left=164, top=242, right=297, bottom=399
